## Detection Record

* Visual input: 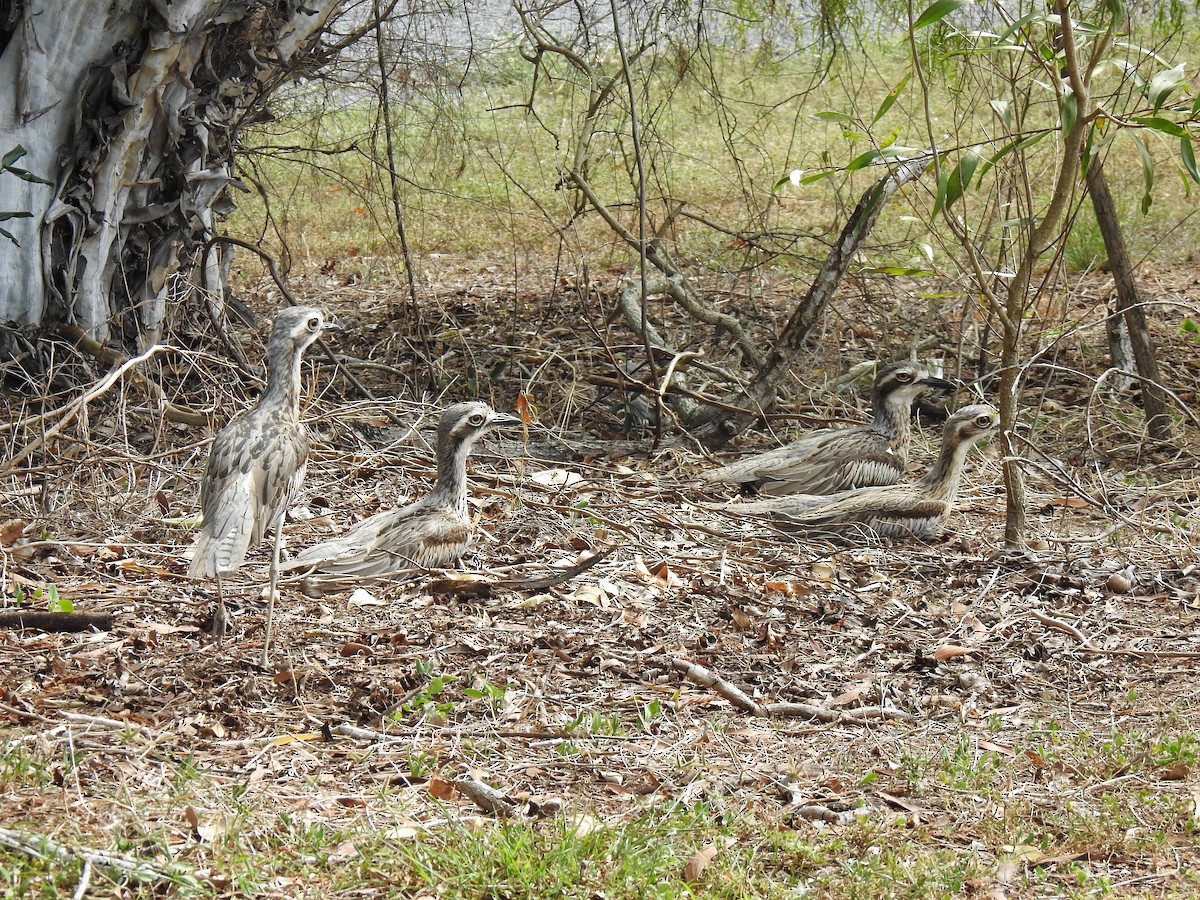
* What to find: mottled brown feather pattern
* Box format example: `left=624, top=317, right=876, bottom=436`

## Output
left=285, top=401, right=520, bottom=577
left=732, top=404, right=999, bottom=542
left=704, top=361, right=956, bottom=496
left=188, top=306, right=327, bottom=578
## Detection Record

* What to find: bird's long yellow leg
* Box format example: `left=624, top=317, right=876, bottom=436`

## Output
left=260, top=517, right=285, bottom=667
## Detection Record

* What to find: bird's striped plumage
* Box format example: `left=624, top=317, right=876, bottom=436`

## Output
left=703, top=361, right=956, bottom=496
left=188, top=305, right=332, bottom=657
left=730, top=404, right=1000, bottom=542
left=284, top=401, right=520, bottom=577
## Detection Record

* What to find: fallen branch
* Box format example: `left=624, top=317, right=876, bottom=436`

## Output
left=669, top=657, right=912, bottom=724
left=455, top=775, right=517, bottom=818
left=493, top=548, right=613, bottom=592
left=52, top=323, right=207, bottom=426
left=0, top=826, right=194, bottom=887
left=0, top=610, right=113, bottom=632
left=1, top=344, right=175, bottom=472
left=1029, top=610, right=1092, bottom=645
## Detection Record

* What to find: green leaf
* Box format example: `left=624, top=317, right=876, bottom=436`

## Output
left=994, top=10, right=1051, bottom=45
left=846, top=149, right=883, bottom=172
left=988, top=99, right=1012, bottom=129
left=1132, top=135, right=1154, bottom=214
left=1060, top=91, right=1078, bottom=133
left=1131, top=117, right=1187, bottom=138
left=878, top=124, right=902, bottom=151
left=815, top=110, right=856, bottom=123
left=946, top=147, right=981, bottom=211
left=1146, top=63, right=1186, bottom=113
left=913, top=0, right=967, bottom=30
left=0, top=145, right=27, bottom=169
left=1181, top=137, right=1200, bottom=184
left=800, top=170, right=836, bottom=185
left=0, top=211, right=33, bottom=222
left=6, top=166, right=53, bottom=186
left=976, top=131, right=1049, bottom=181
left=934, top=147, right=982, bottom=216
left=871, top=73, right=911, bottom=126
left=859, top=265, right=935, bottom=277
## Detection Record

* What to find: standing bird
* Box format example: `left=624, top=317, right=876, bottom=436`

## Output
left=702, top=361, right=956, bottom=496
left=729, top=404, right=1000, bottom=541
left=283, top=401, right=520, bottom=577
left=189, top=305, right=334, bottom=664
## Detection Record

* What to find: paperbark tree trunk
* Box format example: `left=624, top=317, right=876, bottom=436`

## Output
left=0, top=0, right=339, bottom=347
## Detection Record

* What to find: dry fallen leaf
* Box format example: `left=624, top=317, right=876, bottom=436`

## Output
left=1159, top=762, right=1191, bottom=781
left=184, top=805, right=201, bottom=840
left=0, top=519, right=28, bottom=546
left=348, top=587, right=383, bottom=607
left=528, top=468, right=584, bottom=488
left=933, top=644, right=976, bottom=662
left=683, top=844, right=719, bottom=883
left=1048, top=496, right=1090, bottom=508
left=811, top=561, right=836, bottom=582
left=428, top=775, right=458, bottom=800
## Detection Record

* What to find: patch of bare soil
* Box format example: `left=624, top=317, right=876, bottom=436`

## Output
left=2, top=259, right=1199, bottom=893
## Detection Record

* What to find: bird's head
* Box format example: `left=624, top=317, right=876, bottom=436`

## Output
left=874, top=360, right=958, bottom=404
left=943, top=403, right=1001, bottom=447
left=438, top=401, right=522, bottom=451
left=267, top=305, right=337, bottom=361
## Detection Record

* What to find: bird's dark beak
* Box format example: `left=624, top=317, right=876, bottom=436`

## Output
left=322, top=319, right=345, bottom=334
left=919, top=375, right=957, bottom=394
left=489, top=412, right=524, bottom=428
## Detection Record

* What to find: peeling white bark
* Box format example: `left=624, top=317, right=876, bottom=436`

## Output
left=0, top=0, right=341, bottom=341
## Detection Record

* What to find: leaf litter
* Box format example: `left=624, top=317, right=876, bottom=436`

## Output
left=1, top=263, right=1199, bottom=893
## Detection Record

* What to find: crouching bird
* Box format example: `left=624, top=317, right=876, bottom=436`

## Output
left=702, top=360, right=956, bottom=496
left=189, top=305, right=335, bottom=664
left=729, top=404, right=1000, bottom=542
left=283, top=401, right=520, bottom=577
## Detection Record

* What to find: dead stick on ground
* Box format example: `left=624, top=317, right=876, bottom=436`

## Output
left=0, top=611, right=113, bottom=632
left=455, top=775, right=517, bottom=818
left=1030, top=610, right=1092, bottom=645
left=669, top=658, right=913, bottom=724
left=493, top=548, right=613, bottom=591
left=0, top=826, right=193, bottom=886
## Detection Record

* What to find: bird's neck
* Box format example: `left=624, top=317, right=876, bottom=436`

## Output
left=429, top=437, right=474, bottom=514
left=259, top=348, right=304, bottom=418
left=918, top=437, right=972, bottom=502
left=872, top=393, right=909, bottom=444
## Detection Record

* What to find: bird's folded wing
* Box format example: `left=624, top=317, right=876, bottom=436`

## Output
left=284, top=503, right=471, bottom=576
left=700, top=427, right=838, bottom=484
left=774, top=489, right=945, bottom=531
left=755, top=444, right=902, bottom=496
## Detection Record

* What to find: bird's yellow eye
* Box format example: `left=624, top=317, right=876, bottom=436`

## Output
left=307, top=317, right=320, bottom=331
left=468, top=414, right=485, bottom=426
left=897, top=370, right=913, bottom=382
left=976, top=414, right=994, bottom=428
